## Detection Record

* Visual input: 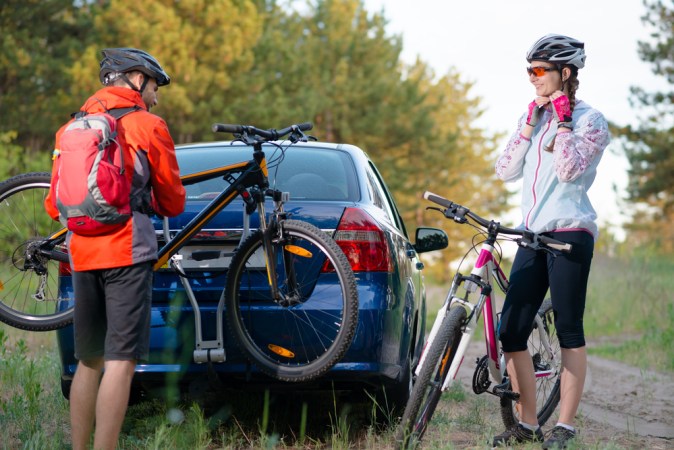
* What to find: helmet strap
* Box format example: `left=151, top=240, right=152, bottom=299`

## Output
left=138, top=75, right=150, bottom=94
left=120, top=73, right=141, bottom=92
left=119, top=73, right=149, bottom=94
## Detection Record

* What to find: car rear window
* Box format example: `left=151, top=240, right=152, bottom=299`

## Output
left=176, top=144, right=359, bottom=202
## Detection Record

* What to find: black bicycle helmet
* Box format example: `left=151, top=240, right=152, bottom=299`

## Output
left=99, top=48, right=171, bottom=87
left=526, top=34, right=586, bottom=69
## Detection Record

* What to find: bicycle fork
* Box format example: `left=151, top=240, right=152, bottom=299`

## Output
left=414, top=270, right=511, bottom=397
left=414, top=273, right=481, bottom=384
left=257, top=190, right=305, bottom=307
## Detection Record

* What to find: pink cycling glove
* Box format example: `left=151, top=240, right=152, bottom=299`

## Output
left=551, top=95, right=572, bottom=125
left=526, top=100, right=542, bottom=127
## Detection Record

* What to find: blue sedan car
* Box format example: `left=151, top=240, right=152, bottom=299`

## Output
left=57, top=140, right=447, bottom=413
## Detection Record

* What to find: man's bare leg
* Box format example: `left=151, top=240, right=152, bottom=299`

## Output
left=92, top=359, right=136, bottom=450
left=70, top=358, right=104, bottom=450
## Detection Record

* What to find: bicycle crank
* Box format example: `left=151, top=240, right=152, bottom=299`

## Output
left=492, top=380, right=520, bottom=401
left=472, top=355, right=491, bottom=394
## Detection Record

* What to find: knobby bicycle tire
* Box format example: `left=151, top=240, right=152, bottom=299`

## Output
left=0, top=172, right=73, bottom=331
left=395, top=305, right=467, bottom=449
left=500, top=298, right=561, bottom=429
left=225, top=219, right=358, bottom=382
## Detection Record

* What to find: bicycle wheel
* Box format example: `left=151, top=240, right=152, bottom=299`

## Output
left=500, top=298, right=561, bottom=429
left=225, top=219, right=358, bottom=382
left=395, top=305, right=467, bottom=449
left=0, top=172, right=73, bottom=331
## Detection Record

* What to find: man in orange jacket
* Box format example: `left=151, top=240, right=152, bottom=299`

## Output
left=45, top=48, right=186, bottom=450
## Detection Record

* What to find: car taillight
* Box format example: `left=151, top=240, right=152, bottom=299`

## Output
left=323, top=207, right=393, bottom=273
left=59, top=261, right=72, bottom=276
left=56, top=245, right=71, bottom=276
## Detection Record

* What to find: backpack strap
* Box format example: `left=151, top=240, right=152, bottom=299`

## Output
left=69, top=105, right=142, bottom=120
left=108, top=106, right=143, bottom=120
left=108, top=106, right=147, bottom=214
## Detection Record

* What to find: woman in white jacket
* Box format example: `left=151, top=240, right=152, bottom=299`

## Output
left=492, top=34, right=610, bottom=449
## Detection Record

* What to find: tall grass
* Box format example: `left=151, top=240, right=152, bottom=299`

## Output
left=0, top=328, right=70, bottom=449
left=585, top=254, right=674, bottom=372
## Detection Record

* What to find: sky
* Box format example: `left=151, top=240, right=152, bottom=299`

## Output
left=362, top=0, right=667, bottom=239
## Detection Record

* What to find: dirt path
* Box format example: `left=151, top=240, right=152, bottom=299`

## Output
left=582, top=352, right=674, bottom=439
left=451, top=339, right=674, bottom=448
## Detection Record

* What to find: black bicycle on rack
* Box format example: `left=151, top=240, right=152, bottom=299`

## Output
left=0, top=122, right=358, bottom=382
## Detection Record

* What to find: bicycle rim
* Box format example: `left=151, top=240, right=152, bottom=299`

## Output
left=500, top=298, right=561, bottom=428
left=225, top=220, right=358, bottom=382
left=395, top=306, right=466, bottom=449
left=0, top=172, right=73, bottom=331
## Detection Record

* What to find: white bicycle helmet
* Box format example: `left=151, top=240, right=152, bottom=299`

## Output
left=526, top=34, right=586, bottom=69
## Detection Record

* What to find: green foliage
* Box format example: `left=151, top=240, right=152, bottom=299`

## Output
left=585, top=254, right=674, bottom=372
left=613, top=0, right=674, bottom=254
left=0, top=0, right=94, bottom=150
left=69, top=0, right=263, bottom=144
left=0, top=327, right=70, bottom=448
left=0, top=0, right=510, bottom=272
left=0, top=131, right=51, bottom=178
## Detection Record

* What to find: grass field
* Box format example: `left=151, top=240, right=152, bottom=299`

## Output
left=585, top=254, right=674, bottom=371
left=1, top=253, right=672, bottom=448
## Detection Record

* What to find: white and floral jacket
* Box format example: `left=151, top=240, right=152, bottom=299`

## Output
left=495, top=99, right=611, bottom=239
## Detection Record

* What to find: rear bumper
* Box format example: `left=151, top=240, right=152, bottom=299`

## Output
left=57, top=274, right=413, bottom=392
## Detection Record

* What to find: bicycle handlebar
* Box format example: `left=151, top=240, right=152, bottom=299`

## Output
left=423, top=191, right=572, bottom=253
left=211, top=122, right=313, bottom=141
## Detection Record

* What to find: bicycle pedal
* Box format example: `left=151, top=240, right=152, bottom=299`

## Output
left=494, top=388, right=520, bottom=402
left=492, top=384, right=520, bottom=401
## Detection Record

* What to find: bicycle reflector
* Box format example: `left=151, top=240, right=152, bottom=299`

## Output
left=284, top=245, right=312, bottom=258
left=325, top=207, right=393, bottom=273
left=268, top=344, right=295, bottom=359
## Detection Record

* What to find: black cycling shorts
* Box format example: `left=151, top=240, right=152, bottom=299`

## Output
left=72, top=261, right=153, bottom=362
left=498, top=230, right=594, bottom=352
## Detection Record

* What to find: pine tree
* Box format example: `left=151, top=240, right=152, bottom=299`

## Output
left=617, top=0, right=674, bottom=254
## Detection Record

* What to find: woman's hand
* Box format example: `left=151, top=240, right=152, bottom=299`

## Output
left=526, top=97, right=550, bottom=127
left=523, top=97, right=552, bottom=140
left=549, top=91, right=572, bottom=124
left=534, top=96, right=550, bottom=107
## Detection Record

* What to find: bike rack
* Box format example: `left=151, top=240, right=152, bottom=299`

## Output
left=170, top=254, right=226, bottom=363
left=162, top=202, right=257, bottom=365
left=163, top=216, right=227, bottom=363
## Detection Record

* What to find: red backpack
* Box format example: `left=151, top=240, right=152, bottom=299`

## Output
left=52, top=106, right=140, bottom=236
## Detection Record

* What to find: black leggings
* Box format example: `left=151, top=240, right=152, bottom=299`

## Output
left=498, top=230, right=594, bottom=352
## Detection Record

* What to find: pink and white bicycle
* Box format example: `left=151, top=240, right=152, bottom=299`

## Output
left=395, top=191, right=572, bottom=449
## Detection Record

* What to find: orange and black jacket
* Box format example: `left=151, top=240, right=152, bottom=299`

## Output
left=45, top=86, right=186, bottom=271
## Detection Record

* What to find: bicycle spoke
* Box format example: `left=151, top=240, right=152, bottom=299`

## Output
left=225, top=221, right=357, bottom=382
left=0, top=173, right=72, bottom=330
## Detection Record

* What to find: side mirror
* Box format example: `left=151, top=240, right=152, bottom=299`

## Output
left=414, top=227, right=448, bottom=253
